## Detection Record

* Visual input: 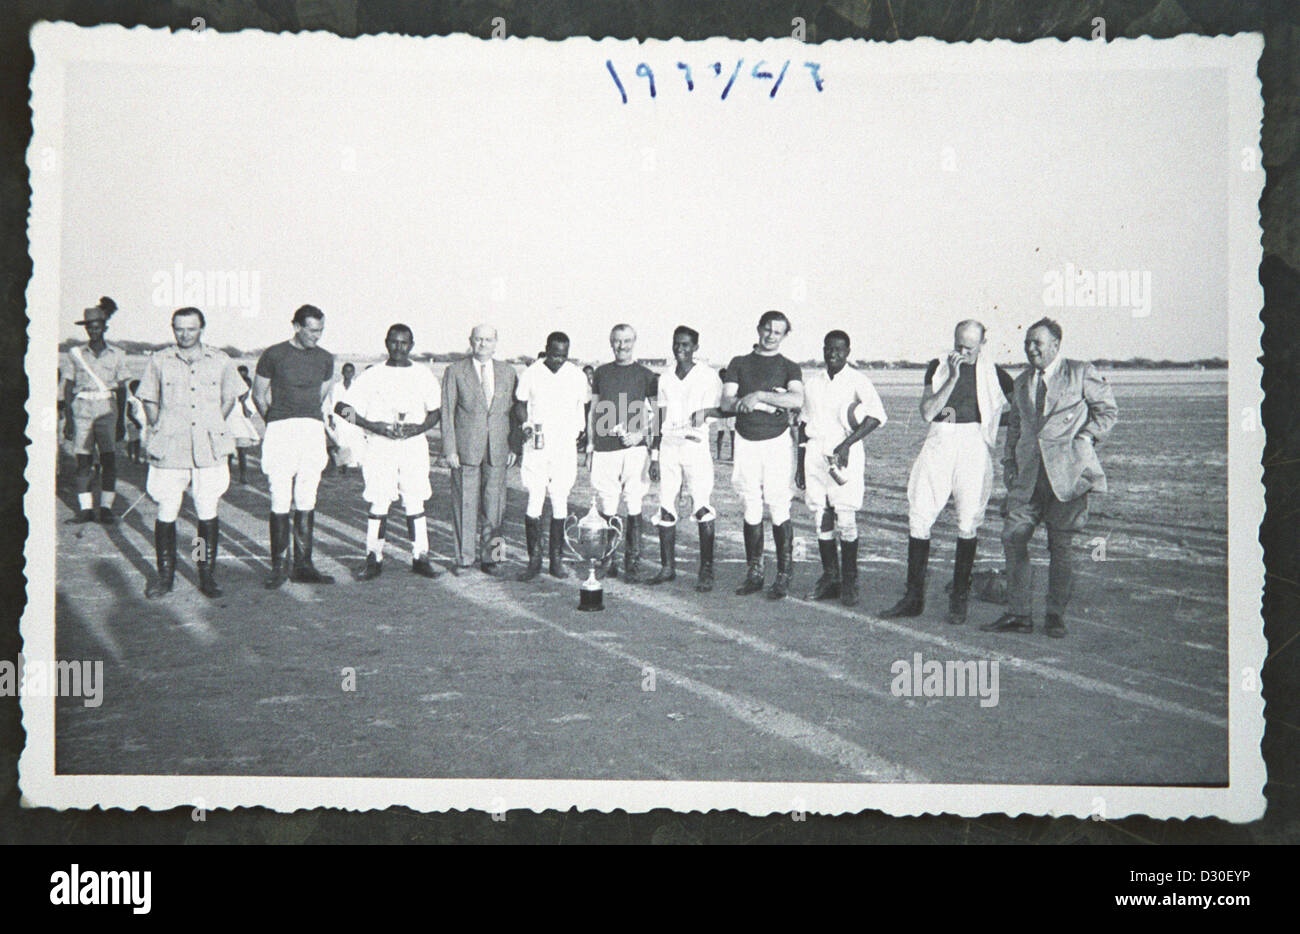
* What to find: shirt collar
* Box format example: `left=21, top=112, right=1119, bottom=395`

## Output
left=1036, top=354, right=1063, bottom=383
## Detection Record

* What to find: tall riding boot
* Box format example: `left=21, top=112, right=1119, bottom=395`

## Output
left=840, top=539, right=860, bottom=606
left=290, top=509, right=334, bottom=584
left=947, top=536, right=977, bottom=625
left=696, top=519, right=716, bottom=592
left=548, top=516, right=569, bottom=579
left=883, top=536, right=930, bottom=617
left=623, top=514, right=643, bottom=583
left=263, top=512, right=292, bottom=589
left=599, top=513, right=619, bottom=579
left=768, top=520, right=794, bottom=599
left=517, top=516, right=543, bottom=581
left=646, top=521, right=676, bottom=585
left=809, top=538, right=841, bottom=600
left=736, top=521, right=765, bottom=595
left=146, top=520, right=177, bottom=598
left=197, top=517, right=223, bottom=598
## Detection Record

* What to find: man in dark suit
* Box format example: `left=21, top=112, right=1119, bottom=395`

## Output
left=441, top=324, right=518, bottom=575
left=982, top=317, right=1118, bottom=638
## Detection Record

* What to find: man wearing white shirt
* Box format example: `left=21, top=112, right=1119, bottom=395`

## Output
left=797, top=330, right=887, bottom=607
left=324, top=362, right=363, bottom=474
left=339, top=324, right=443, bottom=580
left=884, top=320, right=1014, bottom=624
left=647, top=326, right=725, bottom=591
left=514, top=331, right=590, bottom=580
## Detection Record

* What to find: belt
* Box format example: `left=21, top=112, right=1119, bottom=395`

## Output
left=75, top=390, right=114, bottom=401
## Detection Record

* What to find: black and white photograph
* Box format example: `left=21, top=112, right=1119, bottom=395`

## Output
left=20, top=23, right=1265, bottom=820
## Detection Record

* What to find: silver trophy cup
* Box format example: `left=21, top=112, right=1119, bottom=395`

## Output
left=563, top=500, right=624, bottom=611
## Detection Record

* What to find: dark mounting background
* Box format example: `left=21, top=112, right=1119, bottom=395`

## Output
left=1, top=0, right=1295, bottom=845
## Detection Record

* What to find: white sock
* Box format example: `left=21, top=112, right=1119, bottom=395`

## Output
left=101, top=491, right=116, bottom=508
left=78, top=493, right=93, bottom=510
left=410, top=514, right=429, bottom=558
left=366, top=517, right=384, bottom=560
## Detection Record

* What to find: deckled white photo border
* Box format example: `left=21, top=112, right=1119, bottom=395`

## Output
left=20, top=23, right=1267, bottom=820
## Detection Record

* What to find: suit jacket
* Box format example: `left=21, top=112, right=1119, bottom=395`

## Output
left=1003, top=358, right=1118, bottom=505
left=441, top=357, right=518, bottom=467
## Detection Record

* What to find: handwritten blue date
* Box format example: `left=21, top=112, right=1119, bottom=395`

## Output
left=606, top=59, right=823, bottom=102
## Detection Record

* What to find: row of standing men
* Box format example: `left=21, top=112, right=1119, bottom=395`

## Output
left=60, top=301, right=1118, bottom=635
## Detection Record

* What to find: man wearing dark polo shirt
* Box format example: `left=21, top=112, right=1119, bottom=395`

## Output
left=586, top=323, right=658, bottom=581
left=585, top=325, right=655, bottom=582
left=721, top=311, right=804, bottom=599
left=252, top=305, right=336, bottom=588
left=883, top=319, right=1014, bottom=624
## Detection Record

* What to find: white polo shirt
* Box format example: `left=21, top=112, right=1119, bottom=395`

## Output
left=657, top=362, right=723, bottom=445
left=351, top=362, right=441, bottom=425
left=516, top=359, right=590, bottom=442
left=801, top=365, right=888, bottom=445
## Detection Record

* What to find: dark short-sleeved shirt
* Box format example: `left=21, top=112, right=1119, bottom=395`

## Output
left=590, top=362, right=657, bottom=452
left=923, top=359, right=1015, bottom=424
left=255, top=340, right=334, bottom=422
left=725, top=352, right=802, bottom=441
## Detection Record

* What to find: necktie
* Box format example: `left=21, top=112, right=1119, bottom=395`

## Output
left=1034, top=371, right=1047, bottom=419
left=479, top=361, right=492, bottom=400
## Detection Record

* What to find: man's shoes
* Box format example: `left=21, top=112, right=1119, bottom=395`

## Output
left=412, top=555, right=440, bottom=578
left=97, top=508, right=116, bottom=524
left=357, top=553, right=383, bottom=581
left=451, top=563, right=475, bottom=577
left=980, top=613, right=1033, bottom=634
left=480, top=562, right=504, bottom=578
left=71, top=509, right=96, bottom=524
left=548, top=517, right=569, bottom=579
left=1044, top=613, right=1068, bottom=638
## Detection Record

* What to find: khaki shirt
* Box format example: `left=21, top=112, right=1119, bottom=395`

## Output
left=60, top=342, right=131, bottom=416
left=137, top=345, right=244, bottom=468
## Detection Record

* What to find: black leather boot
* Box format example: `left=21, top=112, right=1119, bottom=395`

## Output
left=768, top=520, right=794, bottom=600
left=196, top=517, right=222, bottom=598
left=517, top=516, right=543, bottom=581
left=947, top=536, right=977, bottom=625
left=263, top=512, right=291, bottom=589
left=736, top=521, right=765, bottom=595
left=146, top=520, right=177, bottom=598
left=883, top=536, right=930, bottom=617
left=809, top=538, right=841, bottom=600
left=599, top=513, right=619, bottom=579
left=548, top=516, right=569, bottom=579
left=695, top=520, right=715, bottom=592
left=290, top=509, right=334, bottom=584
left=840, top=539, right=860, bottom=607
left=646, top=521, right=676, bottom=585
left=623, top=514, right=643, bottom=583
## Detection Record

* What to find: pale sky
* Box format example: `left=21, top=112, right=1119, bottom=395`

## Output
left=52, top=35, right=1230, bottom=365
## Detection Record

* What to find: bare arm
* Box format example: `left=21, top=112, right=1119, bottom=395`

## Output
left=251, top=374, right=272, bottom=421
left=919, top=354, right=965, bottom=422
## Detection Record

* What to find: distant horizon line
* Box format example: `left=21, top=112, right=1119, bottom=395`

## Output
left=55, top=339, right=1229, bottom=370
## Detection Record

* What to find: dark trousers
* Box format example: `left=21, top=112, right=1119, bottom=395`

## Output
left=1003, top=466, right=1087, bottom=617
left=450, top=462, right=506, bottom=567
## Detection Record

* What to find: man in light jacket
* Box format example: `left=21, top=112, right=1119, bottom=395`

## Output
left=442, top=324, right=518, bottom=576
left=983, top=317, right=1118, bottom=638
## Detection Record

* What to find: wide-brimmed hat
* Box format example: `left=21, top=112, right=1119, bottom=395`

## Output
left=75, top=306, right=109, bottom=326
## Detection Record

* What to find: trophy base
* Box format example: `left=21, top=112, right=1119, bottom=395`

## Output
left=578, top=568, right=604, bottom=612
